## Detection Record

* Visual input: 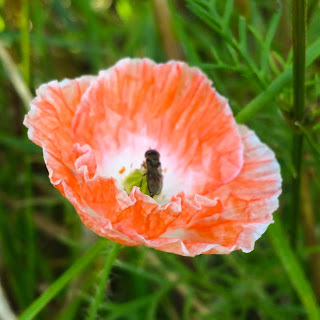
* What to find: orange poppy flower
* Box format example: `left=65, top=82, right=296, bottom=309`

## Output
left=24, top=58, right=281, bottom=256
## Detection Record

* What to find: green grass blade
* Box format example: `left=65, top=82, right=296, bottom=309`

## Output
left=18, top=239, right=108, bottom=320
left=0, top=203, right=28, bottom=308
left=222, top=0, right=234, bottom=28
left=261, top=4, right=281, bottom=74
left=186, top=1, right=220, bottom=32
left=269, top=221, right=320, bottom=320
left=20, top=0, right=36, bottom=305
left=235, top=67, right=292, bottom=123
left=238, top=16, right=247, bottom=52
left=210, top=45, right=222, bottom=63
left=0, top=135, right=42, bottom=154
left=101, top=295, right=155, bottom=313
left=23, top=156, right=36, bottom=303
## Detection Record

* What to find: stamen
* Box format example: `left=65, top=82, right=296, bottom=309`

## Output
left=119, top=166, right=126, bottom=174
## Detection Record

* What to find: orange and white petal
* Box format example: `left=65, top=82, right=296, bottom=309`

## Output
left=77, top=124, right=280, bottom=256
left=24, top=76, right=96, bottom=195
left=24, top=58, right=281, bottom=256
left=72, top=58, right=244, bottom=203
left=174, top=124, right=282, bottom=255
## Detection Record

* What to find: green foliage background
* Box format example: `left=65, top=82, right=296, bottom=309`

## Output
left=0, top=0, right=320, bottom=319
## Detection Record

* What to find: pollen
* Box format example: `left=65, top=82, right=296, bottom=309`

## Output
left=119, top=166, right=126, bottom=174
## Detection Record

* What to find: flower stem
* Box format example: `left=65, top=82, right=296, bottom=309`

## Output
left=87, top=242, right=121, bottom=320
left=290, top=0, right=306, bottom=246
left=20, top=0, right=36, bottom=305
left=293, top=0, right=306, bottom=121
left=18, top=239, right=108, bottom=320
left=291, top=135, right=303, bottom=245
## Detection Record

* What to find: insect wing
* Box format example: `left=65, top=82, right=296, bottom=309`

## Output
left=146, top=168, right=163, bottom=197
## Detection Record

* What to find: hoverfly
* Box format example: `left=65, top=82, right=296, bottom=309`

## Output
left=143, top=149, right=163, bottom=197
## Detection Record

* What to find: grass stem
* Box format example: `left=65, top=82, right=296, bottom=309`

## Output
left=291, top=0, right=306, bottom=245
left=87, top=242, right=121, bottom=320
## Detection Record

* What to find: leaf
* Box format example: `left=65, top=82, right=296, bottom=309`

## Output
left=210, top=45, right=222, bottom=63
left=261, top=4, right=282, bottom=74
left=226, top=44, right=239, bottom=66
left=236, top=37, right=320, bottom=123
left=186, top=0, right=220, bottom=32
left=269, top=50, right=287, bottom=75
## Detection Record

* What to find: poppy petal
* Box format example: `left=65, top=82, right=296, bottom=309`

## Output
left=24, top=59, right=282, bottom=256
left=72, top=58, right=244, bottom=201
left=189, top=124, right=282, bottom=255
left=24, top=76, right=95, bottom=196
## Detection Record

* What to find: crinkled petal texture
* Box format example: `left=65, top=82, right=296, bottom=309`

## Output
left=24, top=58, right=281, bottom=256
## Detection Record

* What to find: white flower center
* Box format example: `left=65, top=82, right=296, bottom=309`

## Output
left=97, top=134, right=196, bottom=204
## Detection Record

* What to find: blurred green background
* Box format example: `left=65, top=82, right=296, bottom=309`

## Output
left=1, top=0, right=320, bottom=319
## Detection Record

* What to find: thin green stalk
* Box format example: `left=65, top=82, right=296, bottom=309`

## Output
left=301, top=173, right=320, bottom=302
left=0, top=202, right=26, bottom=310
left=24, top=156, right=36, bottom=303
left=187, top=0, right=266, bottom=88
left=87, top=242, right=121, bottom=320
left=235, top=37, right=320, bottom=124
left=58, top=270, right=96, bottom=320
left=20, top=0, right=36, bottom=304
left=293, top=0, right=306, bottom=120
left=291, top=0, right=306, bottom=245
left=18, top=239, right=108, bottom=320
